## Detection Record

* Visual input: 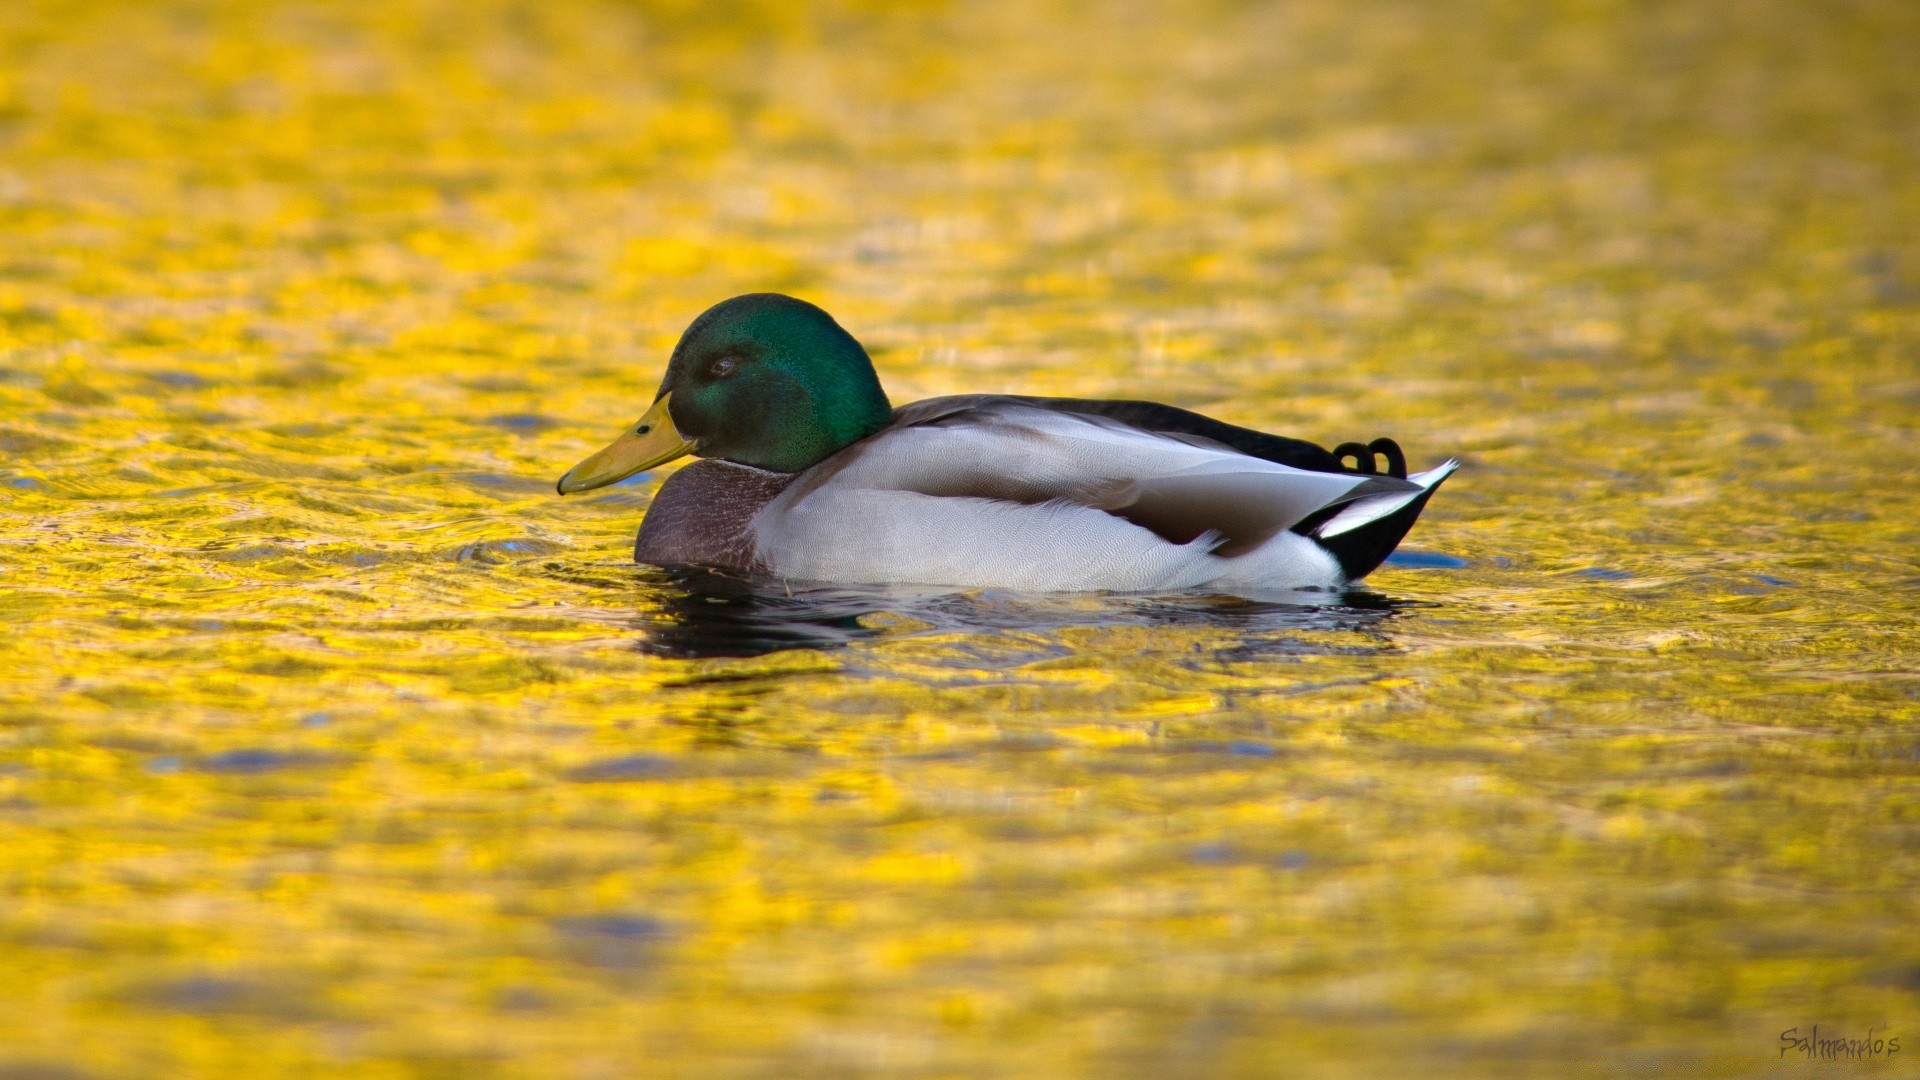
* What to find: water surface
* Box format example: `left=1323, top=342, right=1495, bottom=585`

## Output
left=0, top=0, right=1916, bottom=1076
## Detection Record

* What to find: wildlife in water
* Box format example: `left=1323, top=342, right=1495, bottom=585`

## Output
left=556, top=294, right=1455, bottom=591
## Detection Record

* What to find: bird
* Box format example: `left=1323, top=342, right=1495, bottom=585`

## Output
left=556, top=293, right=1455, bottom=592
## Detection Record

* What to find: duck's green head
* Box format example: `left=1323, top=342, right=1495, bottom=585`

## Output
left=557, top=293, right=892, bottom=492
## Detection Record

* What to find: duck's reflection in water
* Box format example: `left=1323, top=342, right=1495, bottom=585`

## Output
left=632, top=567, right=1417, bottom=660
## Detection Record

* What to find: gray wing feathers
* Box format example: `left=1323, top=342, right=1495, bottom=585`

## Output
left=750, top=402, right=1419, bottom=588
left=801, top=402, right=1410, bottom=547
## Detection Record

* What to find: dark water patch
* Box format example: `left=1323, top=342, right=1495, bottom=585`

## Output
left=166, top=406, right=237, bottom=425
left=990, top=734, right=1062, bottom=753
left=493, top=985, right=555, bottom=1012
left=1724, top=573, right=1795, bottom=597
left=1137, top=739, right=1284, bottom=760
left=82, top=733, right=190, bottom=756
left=42, top=378, right=110, bottom=406
left=263, top=421, right=345, bottom=439
left=899, top=734, right=1064, bottom=762
left=191, top=749, right=339, bottom=774
left=1212, top=740, right=1278, bottom=757
left=483, top=413, right=559, bottom=434
left=564, top=754, right=677, bottom=782
left=1573, top=567, right=1634, bottom=581
left=1188, top=842, right=1238, bottom=865
left=1385, top=549, right=1469, bottom=568
left=1804, top=508, right=1871, bottom=523
left=241, top=653, right=331, bottom=677
left=2, top=475, right=46, bottom=491
left=1078, top=744, right=1293, bottom=777
left=0, top=303, right=60, bottom=332
left=550, top=914, right=671, bottom=970
left=459, top=374, right=535, bottom=393
left=564, top=752, right=795, bottom=783
left=1863, top=964, right=1920, bottom=995
left=144, top=370, right=211, bottom=389
left=121, top=973, right=324, bottom=1019
left=1186, top=843, right=1309, bottom=869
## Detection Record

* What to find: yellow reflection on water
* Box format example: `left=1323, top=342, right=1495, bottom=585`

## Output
left=0, top=0, right=1916, bottom=1075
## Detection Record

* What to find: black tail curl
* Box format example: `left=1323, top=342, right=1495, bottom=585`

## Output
left=1332, top=438, right=1408, bottom=479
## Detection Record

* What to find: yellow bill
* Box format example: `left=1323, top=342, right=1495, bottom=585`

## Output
left=555, top=394, right=695, bottom=494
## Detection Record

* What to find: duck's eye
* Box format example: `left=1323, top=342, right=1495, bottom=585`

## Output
left=709, top=357, right=738, bottom=378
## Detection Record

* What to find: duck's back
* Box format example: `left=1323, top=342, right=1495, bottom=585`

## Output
left=948, top=395, right=1349, bottom=473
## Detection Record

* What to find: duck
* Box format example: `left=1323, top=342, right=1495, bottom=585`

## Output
left=556, top=293, right=1455, bottom=592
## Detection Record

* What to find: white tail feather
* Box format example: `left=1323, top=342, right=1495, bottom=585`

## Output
left=1314, top=460, right=1459, bottom=538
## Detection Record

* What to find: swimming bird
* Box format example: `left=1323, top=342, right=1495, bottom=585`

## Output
left=556, top=294, right=1455, bottom=592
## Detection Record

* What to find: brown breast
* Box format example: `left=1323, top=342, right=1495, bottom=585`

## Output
left=632, top=459, right=796, bottom=571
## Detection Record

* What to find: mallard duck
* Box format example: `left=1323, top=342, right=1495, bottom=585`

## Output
left=557, top=294, right=1455, bottom=592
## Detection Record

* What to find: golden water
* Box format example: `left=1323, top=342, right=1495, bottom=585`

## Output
left=1, top=0, right=1917, bottom=1075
